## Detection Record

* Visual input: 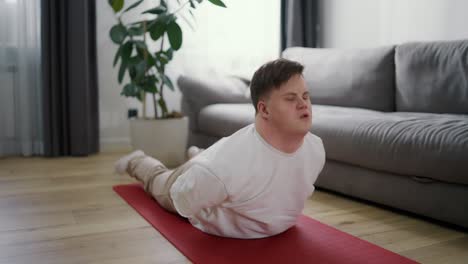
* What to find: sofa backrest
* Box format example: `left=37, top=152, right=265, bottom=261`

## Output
left=395, top=40, right=468, bottom=114
left=282, top=46, right=395, bottom=112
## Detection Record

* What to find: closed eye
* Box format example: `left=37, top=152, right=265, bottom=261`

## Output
left=283, top=93, right=309, bottom=101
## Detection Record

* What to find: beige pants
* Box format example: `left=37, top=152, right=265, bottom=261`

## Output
left=126, top=155, right=192, bottom=214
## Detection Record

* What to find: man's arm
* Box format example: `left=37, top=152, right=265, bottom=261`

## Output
left=170, top=164, right=228, bottom=217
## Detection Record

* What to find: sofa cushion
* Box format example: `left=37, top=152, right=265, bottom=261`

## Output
left=395, top=40, right=468, bottom=114
left=282, top=46, right=395, bottom=112
left=178, top=75, right=251, bottom=132
left=312, top=105, right=468, bottom=185
left=198, top=104, right=255, bottom=137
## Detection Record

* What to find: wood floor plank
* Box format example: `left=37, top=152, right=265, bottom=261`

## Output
left=0, top=187, right=133, bottom=220
left=360, top=221, right=465, bottom=252
left=0, top=227, right=186, bottom=264
left=400, top=236, right=468, bottom=264
left=0, top=210, right=76, bottom=232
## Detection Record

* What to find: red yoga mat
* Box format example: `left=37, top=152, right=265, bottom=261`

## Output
left=113, top=184, right=418, bottom=264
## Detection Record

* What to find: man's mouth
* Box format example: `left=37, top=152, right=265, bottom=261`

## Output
left=300, top=113, right=310, bottom=119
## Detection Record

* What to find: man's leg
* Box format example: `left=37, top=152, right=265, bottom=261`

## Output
left=116, top=151, right=191, bottom=214
left=129, top=156, right=192, bottom=214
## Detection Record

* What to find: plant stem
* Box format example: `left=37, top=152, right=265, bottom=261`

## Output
left=142, top=92, right=147, bottom=118
left=158, top=34, right=167, bottom=118
left=143, top=20, right=149, bottom=119
left=133, top=34, right=147, bottom=118
left=148, top=21, right=160, bottom=119
left=153, top=93, right=158, bottom=118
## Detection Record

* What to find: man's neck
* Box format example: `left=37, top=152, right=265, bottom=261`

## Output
left=255, top=117, right=305, bottom=154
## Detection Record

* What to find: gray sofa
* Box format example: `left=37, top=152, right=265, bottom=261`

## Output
left=178, top=39, right=468, bottom=229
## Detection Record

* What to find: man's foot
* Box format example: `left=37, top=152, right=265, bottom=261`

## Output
left=187, top=146, right=203, bottom=160
left=114, top=150, right=145, bottom=174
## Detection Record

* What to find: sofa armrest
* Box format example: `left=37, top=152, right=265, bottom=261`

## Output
left=178, top=75, right=251, bottom=132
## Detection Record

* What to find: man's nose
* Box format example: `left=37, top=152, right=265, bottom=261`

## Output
left=297, top=98, right=308, bottom=108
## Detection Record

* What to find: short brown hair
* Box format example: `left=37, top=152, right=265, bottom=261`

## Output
left=250, top=58, right=304, bottom=113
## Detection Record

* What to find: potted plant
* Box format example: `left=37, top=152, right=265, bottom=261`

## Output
left=108, top=0, right=226, bottom=166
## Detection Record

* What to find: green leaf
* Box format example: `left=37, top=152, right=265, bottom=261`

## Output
left=110, top=24, right=127, bottom=44
left=118, top=41, right=133, bottom=83
left=121, top=83, right=133, bottom=97
left=207, top=0, right=226, bottom=7
left=149, top=20, right=166, bottom=41
left=167, top=21, right=182, bottom=50
left=159, top=55, right=169, bottom=65
left=113, top=46, right=121, bottom=67
left=142, top=5, right=167, bottom=15
left=121, top=84, right=130, bottom=96
left=143, top=74, right=159, bottom=85
left=160, top=14, right=176, bottom=24
left=135, top=47, right=145, bottom=59
left=149, top=75, right=159, bottom=84
left=109, top=0, right=125, bottom=13
left=154, top=61, right=162, bottom=72
left=134, top=85, right=143, bottom=98
left=121, top=41, right=133, bottom=64
left=144, top=84, right=158, bottom=94
left=129, top=65, right=137, bottom=79
left=189, top=0, right=196, bottom=8
left=165, top=48, right=173, bottom=60
left=141, top=75, right=159, bottom=94
left=155, top=51, right=170, bottom=65
left=128, top=26, right=144, bottom=36
left=162, top=74, right=174, bottom=91
left=146, top=54, right=156, bottom=68
left=118, top=60, right=127, bottom=84
left=132, top=40, right=147, bottom=50
left=123, top=0, right=143, bottom=13
left=121, top=83, right=141, bottom=98
left=142, top=78, right=158, bottom=93
left=135, top=61, right=147, bottom=80
left=128, top=56, right=140, bottom=65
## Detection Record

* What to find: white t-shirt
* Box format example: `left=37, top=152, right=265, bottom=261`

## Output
left=170, top=124, right=326, bottom=239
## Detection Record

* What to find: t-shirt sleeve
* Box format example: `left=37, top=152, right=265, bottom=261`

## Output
left=308, top=134, right=327, bottom=183
left=169, top=164, right=228, bottom=217
left=316, top=136, right=326, bottom=170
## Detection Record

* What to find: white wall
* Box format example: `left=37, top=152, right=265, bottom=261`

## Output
left=320, top=0, right=468, bottom=48
left=97, top=0, right=280, bottom=151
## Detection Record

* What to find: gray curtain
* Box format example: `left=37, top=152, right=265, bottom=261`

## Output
left=0, top=0, right=43, bottom=157
left=281, top=0, right=320, bottom=50
left=41, top=0, right=99, bottom=156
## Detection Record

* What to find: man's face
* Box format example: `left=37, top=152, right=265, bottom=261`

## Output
left=259, top=74, right=312, bottom=136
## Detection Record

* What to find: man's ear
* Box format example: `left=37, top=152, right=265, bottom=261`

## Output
left=257, top=100, right=269, bottom=119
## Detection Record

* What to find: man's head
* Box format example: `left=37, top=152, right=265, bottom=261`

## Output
left=250, top=58, right=312, bottom=136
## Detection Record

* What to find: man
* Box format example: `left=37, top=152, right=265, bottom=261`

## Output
left=115, top=58, right=325, bottom=239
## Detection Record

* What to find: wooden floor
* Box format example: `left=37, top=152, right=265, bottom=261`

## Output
left=0, top=152, right=466, bottom=264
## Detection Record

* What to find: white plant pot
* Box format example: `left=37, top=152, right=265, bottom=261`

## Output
left=129, top=116, right=189, bottom=168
